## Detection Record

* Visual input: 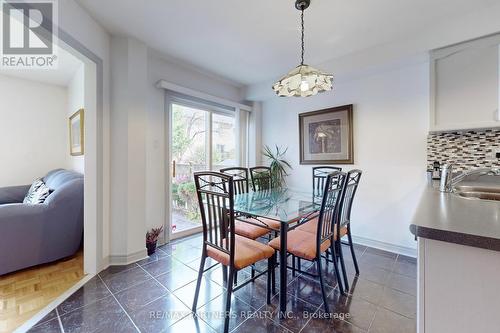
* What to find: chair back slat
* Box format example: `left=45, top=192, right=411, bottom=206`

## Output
left=194, top=172, right=235, bottom=262
left=315, top=171, right=347, bottom=244
left=339, top=169, right=362, bottom=228
left=206, top=193, right=214, bottom=244
left=220, top=167, right=249, bottom=195
left=250, top=166, right=273, bottom=191
left=312, top=166, right=342, bottom=198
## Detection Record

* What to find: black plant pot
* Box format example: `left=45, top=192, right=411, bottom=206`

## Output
left=146, top=241, right=157, bottom=256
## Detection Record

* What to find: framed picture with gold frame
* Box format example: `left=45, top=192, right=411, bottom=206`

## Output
left=69, top=109, right=84, bottom=156
left=299, top=104, right=354, bottom=164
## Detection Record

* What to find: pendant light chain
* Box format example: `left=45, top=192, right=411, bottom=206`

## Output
left=300, top=8, right=305, bottom=65
left=272, top=0, right=333, bottom=97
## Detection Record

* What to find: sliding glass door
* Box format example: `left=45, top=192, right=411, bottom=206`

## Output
left=169, top=102, right=237, bottom=238
left=212, top=112, right=236, bottom=170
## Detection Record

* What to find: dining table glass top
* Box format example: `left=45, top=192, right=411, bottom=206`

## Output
left=233, top=188, right=321, bottom=223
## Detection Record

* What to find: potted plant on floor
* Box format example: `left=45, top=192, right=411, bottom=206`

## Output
left=146, top=226, right=164, bottom=255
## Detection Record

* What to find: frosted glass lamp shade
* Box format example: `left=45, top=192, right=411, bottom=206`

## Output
left=272, top=64, right=333, bottom=97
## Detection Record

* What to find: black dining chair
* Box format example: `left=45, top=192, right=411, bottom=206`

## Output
left=220, top=167, right=280, bottom=284
left=293, top=166, right=343, bottom=274
left=249, top=166, right=273, bottom=191
left=220, top=167, right=281, bottom=238
left=192, top=171, right=275, bottom=333
left=312, top=166, right=343, bottom=198
left=268, top=171, right=348, bottom=310
left=219, top=167, right=250, bottom=195
left=336, top=169, right=363, bottom=291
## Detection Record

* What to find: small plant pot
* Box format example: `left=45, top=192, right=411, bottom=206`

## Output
left=146, top=242, right=157, bottom=256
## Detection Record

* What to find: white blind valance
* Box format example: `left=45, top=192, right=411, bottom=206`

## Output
left=156, top=80, right=252, bottom=112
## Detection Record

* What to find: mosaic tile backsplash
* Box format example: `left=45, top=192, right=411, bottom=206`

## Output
left=427, top=129, right=500, bottom=171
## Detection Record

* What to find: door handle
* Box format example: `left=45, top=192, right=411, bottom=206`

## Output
left=172, top=160, right=176, bottom=178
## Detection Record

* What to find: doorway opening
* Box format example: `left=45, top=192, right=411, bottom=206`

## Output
left=0, top=17, right=103, bottom=330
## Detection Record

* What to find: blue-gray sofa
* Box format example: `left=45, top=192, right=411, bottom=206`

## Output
left=0, top=169, right=84, bottom=275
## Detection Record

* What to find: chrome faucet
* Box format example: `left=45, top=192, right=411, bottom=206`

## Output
left=439, top=164, right=455, bottom=192
left=440, top=164, right=500, bottom=192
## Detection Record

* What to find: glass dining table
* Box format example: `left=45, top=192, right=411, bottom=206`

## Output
left=233, top=188, right=321, bottom=314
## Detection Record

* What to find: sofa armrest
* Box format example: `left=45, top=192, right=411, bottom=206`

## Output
left=0, top=203, right=49, bottom=220
left=0, top=185, right=30, bottom=204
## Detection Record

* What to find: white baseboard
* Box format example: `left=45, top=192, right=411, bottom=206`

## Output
left=352, top=235, right=417, bottom=258
left=107, top=248, right=148, bottom=266
left=157, top=238, right=167, bottom=247
left=100, top=255, right=110, bottom=271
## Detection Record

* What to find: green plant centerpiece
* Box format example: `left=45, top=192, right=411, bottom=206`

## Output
left=263, top=145, right=292, bottom=188
left=146, top=226, right=164, bottom=256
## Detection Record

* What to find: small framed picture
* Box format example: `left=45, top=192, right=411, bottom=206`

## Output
left=299, top=104, right=354, bottom=164
left=69, top=109, right=84, bottom=156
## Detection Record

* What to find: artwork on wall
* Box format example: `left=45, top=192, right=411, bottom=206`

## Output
left=299, top=104, right=354, bottom=164
left=69, top=109, right=84, bottom=156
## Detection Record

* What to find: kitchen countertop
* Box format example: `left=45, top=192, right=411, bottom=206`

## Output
left=410, top=180, right=500, bottom=251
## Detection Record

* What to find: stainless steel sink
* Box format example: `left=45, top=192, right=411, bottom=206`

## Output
left=456, top=191, right=500, bottom=201
left=454, top=185, right=500, bottom=194
left=454, top=185, right=500, bottom=202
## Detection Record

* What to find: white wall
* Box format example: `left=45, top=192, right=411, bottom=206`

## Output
left=59, top=0, right=111, bottom=271
left=67, top=64, right=85, bottom=174
left=0, top=74, right=69, bottom=186
left=261, top=63, right=429, bottom=254
left=109, top=36, right=148, bottom=261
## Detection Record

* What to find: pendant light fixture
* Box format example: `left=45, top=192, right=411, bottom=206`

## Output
left=272, top=0, right=333, bottom=97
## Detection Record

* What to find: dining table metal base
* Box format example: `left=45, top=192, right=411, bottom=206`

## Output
left=233, top=188, right=322, bottom=315
left=279, top=223, right=288, bottom=315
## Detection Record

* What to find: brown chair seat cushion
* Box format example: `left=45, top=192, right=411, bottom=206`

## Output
left=296, top=217, right=348, bottom=239
left=268, top=229, right=331, bottom=261
left=249, top=217, right=281, bottom=230
left=207, top=235, right=275, bottom=270
left=234, top=220, right=269, bottom=240
left=237, top=216, right=281, bottom=231
left=262, top=217, right=281, bottom=230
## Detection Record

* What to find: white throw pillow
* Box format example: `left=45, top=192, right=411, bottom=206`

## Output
left=23, top=179, right=44, bottom=204
left=23, top=180, right=52, bottom=204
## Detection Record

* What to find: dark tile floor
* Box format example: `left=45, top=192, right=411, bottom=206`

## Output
left=29, top=235, right=417, bottom=333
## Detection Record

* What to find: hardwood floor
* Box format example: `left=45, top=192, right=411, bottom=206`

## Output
left=0, top=251, right=84, bottom=333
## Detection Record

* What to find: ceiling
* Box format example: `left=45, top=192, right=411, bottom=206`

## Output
left=76, top=0, right=500, bottom=86
left=0, top=44, right=83, bottom=86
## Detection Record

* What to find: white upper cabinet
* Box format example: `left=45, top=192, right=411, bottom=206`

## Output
left=430, top=34, right=500, bottom=132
